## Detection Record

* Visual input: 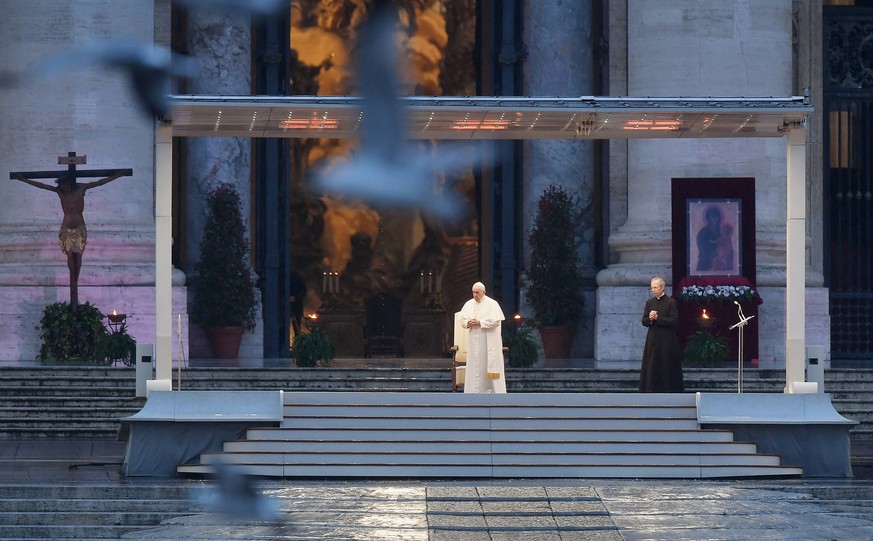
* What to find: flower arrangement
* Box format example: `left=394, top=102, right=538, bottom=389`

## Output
left=678, top=284, right=757, bottom=303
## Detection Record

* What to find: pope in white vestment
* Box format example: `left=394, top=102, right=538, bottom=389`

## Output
left=459, top=282, right=507, bottom=393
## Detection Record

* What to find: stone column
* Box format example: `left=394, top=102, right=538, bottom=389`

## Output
left=595, top=0, right=826, bottom=366
left=0, top=0, right=187, bottom=362
left=522, top=0, right=596, bottom=358
left=185, top=11, right=262, bottom=358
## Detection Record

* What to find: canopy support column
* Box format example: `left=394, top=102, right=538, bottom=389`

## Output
left=785, top=125, right=807, bottom=393
left=155, top=122, right=173, bottom=383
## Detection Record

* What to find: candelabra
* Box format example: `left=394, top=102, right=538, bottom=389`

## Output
left=419, top=270, right=442, bottom=309
left=321, top=271, right=341, bottom=309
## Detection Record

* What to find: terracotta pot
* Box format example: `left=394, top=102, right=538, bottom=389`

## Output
left=538, top=325, right=575, bottom=359
left=207, top=326, right=245, bottom=359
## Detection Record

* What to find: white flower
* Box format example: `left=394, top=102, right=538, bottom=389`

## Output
left=678, top=285, right=756, bottom=303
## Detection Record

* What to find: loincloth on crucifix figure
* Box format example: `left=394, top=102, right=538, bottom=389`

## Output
left=59, top=225, right=87, bottom=255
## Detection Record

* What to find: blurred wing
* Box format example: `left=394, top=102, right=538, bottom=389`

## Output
left=27, top=40, right=195, bottom=117
left=356, top=8, right=405, bottom=161
left=175, top=0, right=286, bottom=17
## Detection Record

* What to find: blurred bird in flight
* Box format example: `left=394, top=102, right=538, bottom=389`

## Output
left=2, top=39, right=196, bottom=118
left=195, top=460, right=282, bottom=522
left=314, top=3, right=483, bottom=221
left=174, top=0, right=286, bottom=18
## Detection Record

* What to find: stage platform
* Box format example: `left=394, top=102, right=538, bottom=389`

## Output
left=120, top=390, right=855, bottom=480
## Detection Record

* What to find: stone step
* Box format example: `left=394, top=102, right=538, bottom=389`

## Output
left=0, top=484, right=199, bottom=540
left=0, top=387, right=136, bottom=398
left=0, top=426, right=121, bottom=439
left=0, top=397, right=140, bottom=408
left=0, top=510, right=190, bottom=526
left=0, top=484, right=191, bottom=499
left=0, top=407, right=139, bottom=419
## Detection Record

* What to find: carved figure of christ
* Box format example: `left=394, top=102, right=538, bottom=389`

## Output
left=10, top=152, right=132, bottom=312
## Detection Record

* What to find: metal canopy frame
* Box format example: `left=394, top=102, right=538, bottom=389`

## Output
left=154, top=95, right=811, bottom=393
left=168, top=95, right=811, bottom=140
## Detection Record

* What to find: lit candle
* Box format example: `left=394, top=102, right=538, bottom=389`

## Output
left=323, top=272, right=327, bottom=293
left=420, top=272, right=424, bottom=294
left=428, top=272, right=433, bottom=294
left=701, top=309, right=709, bottom=319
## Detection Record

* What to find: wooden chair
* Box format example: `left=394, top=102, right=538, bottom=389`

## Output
left=362, top=293, right=405, bottom=358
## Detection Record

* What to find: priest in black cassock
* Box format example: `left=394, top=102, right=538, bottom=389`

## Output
left=639, top=276, right=685, bottom=392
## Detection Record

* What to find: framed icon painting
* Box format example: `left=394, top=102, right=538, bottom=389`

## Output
left=671, top=178, right=756, bottom=287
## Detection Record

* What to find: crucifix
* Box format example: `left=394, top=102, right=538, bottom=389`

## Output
left=9, top=152, right=133, bottom=312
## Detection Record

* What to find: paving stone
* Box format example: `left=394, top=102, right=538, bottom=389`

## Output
left=544, top=486, right=600, bottom=500
left=429, top=513, right=489, bottom=527
left=480, top=501, right=552, bottom=513
left=484, top=515, right=557, bottom=528
left=556, top=530, right=624, bottom=541
left=477, top=486, right=549, bottom=499
left=553, top=515, right=616, bottom=528
left=428, top=486, right=481, bottom=499
left=429, top=530, right=491, bottom=541
left=489, top=532, right=562, bottom=541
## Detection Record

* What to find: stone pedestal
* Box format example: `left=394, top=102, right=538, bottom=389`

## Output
left=594, top=286, right=649, bottom=369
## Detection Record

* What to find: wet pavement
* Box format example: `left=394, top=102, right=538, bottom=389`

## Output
left=122, top=479, right=873, bottom=540
left=3, top=440, right=873, bottom=539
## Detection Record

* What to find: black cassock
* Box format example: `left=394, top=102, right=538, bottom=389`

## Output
left=639, top=295, right=684, bottom=392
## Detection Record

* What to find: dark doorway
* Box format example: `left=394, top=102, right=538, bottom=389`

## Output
left=824, top=6, right=873, bottom=362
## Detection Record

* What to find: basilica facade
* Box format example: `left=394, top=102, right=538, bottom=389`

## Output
left=2, top=1, right=867, bottom=368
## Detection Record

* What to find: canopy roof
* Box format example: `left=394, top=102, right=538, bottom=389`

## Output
left=168, top=95, right=811, bottom=141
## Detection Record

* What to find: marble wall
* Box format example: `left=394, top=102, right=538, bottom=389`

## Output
left=0, top=0, right=188, bottom=362
left=595, top=0, right=829, bottom=367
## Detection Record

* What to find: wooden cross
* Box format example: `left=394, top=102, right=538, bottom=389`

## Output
left=10, top=151, right=132, bottom=181
left=9, top=152, right=133, bottom=312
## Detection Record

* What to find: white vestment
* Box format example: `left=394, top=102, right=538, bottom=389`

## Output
left=459, top=294, right=506, bottom=393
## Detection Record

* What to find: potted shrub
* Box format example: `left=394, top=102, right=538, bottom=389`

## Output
left=191, top=184, right=258, bottom=359
left=526, top=184, right=586, bottom=358
left=36, top=301, right=106, bottom=364
left=290, top=330, right=335, bottom=367
left=503, top=324, right=539, bottom=368
left=683, top=331, right=728, bottom=367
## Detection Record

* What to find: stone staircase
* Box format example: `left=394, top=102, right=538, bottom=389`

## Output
left=0, top=484, right=202, bottom=540
left=0, top=364, right=870, bottom=442
left=177, top=391, right=803, bottom=479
